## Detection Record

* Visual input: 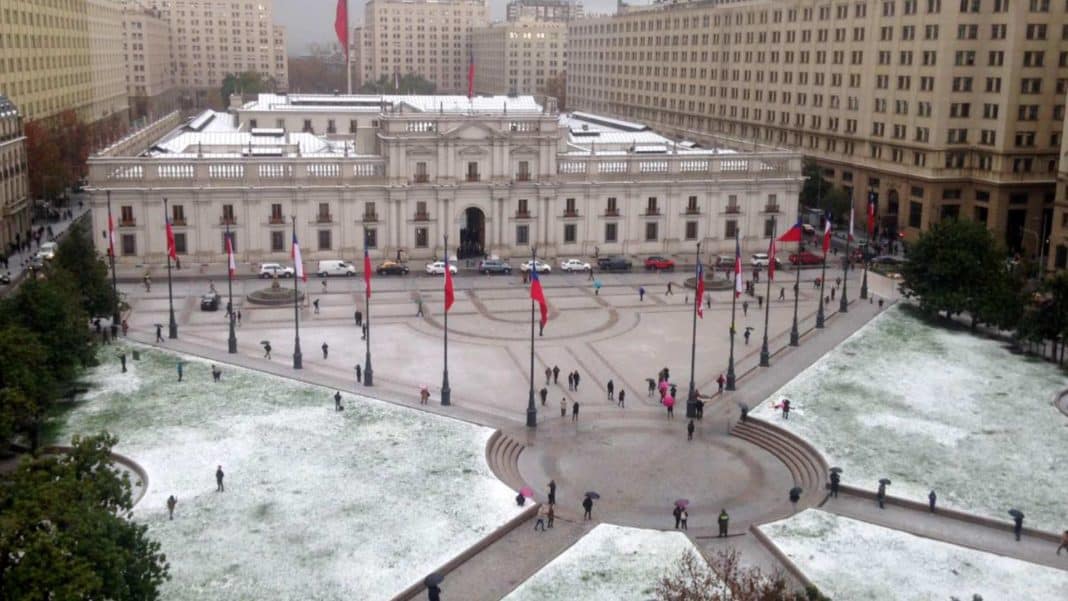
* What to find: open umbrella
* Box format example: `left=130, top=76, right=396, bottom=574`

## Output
left=790, top=487, right=803, bottom=497
left=737, top=402, right=749, bottom=411
left=585, top=491, right=601, bottom=499
left=519, top=486, right=534, bottom=498
left=674, top=499, right=690, bottom=508
left=424, top=573, right=444, bottom=587
left=829, top=467, right=844, bottom=474
left=659, top=380, right=669, bottom=392
left=663, top=395, right=675, bottom=408
left=879, top=478, right=892, bottom=486
left=260, top=340, right=270, bottom=346
left=594, top=279, right=603, bottom=290
left=1008, top=509, right=1024, bottom=519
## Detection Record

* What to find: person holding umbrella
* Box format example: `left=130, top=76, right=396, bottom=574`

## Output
left=673, top=504, right=682, bottom=529
left=789, top=486, right=802, bottom=506
left=593, top=278, right=602, bottom=296
left=582, top=492, right=597, bottom=520
left=1010, top=509, right=1025, bottom=541
left=680, top=507, right=688, bottom=530
left=829, top=468, right=842, bottom=498
left=877, top=478, right=890, bottom=509
left=424, top=574, right=443, bottom=601
left=663, top=393, right=675, bottom=418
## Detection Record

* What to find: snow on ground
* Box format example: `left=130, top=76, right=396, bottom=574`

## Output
left=753, top=305, right=1068, bottom=531
left=54, top=344, right=520, bottom=601
left=764, top=510, right=1068, bottom=600
left=502, top=524, right=699, bottom=601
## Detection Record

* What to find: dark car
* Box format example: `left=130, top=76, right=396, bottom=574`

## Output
left=597, top=256, right=613, bottom=269
left=600, top=256, right=633, bottom=272
left=789, top=251, right=824, bottom=266
left=200, top=292, right=221, bottom=311
left=872, top=255, right=907, bottom=265
left=644, top=256, right=676, bottom=271
left=479, top=259, right=513, bottom=274
left=376, top=260, right=410, bottom=275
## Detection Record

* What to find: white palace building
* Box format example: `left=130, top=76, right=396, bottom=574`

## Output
left=87, top=94, right=801, bottom=267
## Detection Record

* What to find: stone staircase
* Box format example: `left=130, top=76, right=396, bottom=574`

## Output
left=730, top=418, right=828, bottom=507
left=485, top=430, right=528, bottom=493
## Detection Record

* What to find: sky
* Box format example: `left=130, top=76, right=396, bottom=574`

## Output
left=275, top=0, right=623, bottom=55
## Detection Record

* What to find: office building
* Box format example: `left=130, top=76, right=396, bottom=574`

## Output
left=471, top=19, right=566, bottom=96
left=0, top=96, right=31, bottom=252
left=506, top=0, right=584, bottom=22
left=122, top=2, right=179, bottom=121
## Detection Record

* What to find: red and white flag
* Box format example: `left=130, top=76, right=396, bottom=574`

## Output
left=291, top=231, right=306, bottom=281
left=867, top=191, right=876, bottom=238
left=444, top=255, right=455, bottom=312
left=165, top=217, right=177, bottom=261
left=107, top=210, right=115, bottom=257
left=733, top=235, right=743, bottom=298
left=334, top=0, right=348, bottom=57
left=695, top=261, right=705, bottom=318
left=848, top=206, right=855, bottom=242
left=363, top=247, right=372, bottom=299
left=530, top=268, right=548, bottom=327
left=226, top=233, right=236, bottom=278
left=822, top=216, right=832, bottom=256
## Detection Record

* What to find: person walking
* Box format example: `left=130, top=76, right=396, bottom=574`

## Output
left=420, top=387, right=430, bottom=405
left=427, top=584, right=441, bottom=601
left=567, top=371, right=574, bottom=391
left=743, top=328, right=752, bottom=345
left=216, top=465, right=225, bottom=492
left=321, top=342, right=329, bottom=359
left=687, top=419, right=695, bottom=441
left=416, top=298, right=424, bottom=317
left=334, top=391, right=344, bottom=411
left=680, top=508, right=688, bottom=530
left=639, top=286, right=646, bottom=301
left=143, top=274, right=151, bottom=292
left=706, top=293, right=712, bottom=309
left=167, top=495, right=177, bottom=520
left=355, top=364, right=362, bottom=384
left=876, top=481, right=887, bottom=509
left=582, top=495, right=594, bottom=520
left=212, top=365, right=221, bottom=382
left=573, top=371, right=581, bottom=391
left=237, top=310, right=242, bottom=326
left=539, top=387, right=548, bottom=406
left=354, top=310, right=362, bottom=326
left=779, top=287, right=786, bottom=301
left=829, top=471, right=840, bottom=497
left=534, top=504, right=547, bottom=532
left=718, top=509, right=729, bottom=537
left=717, top=373, right=726, bottom=393
left=1014, top=513, right=1024, bottom=541
left=1057, top=530, right=1068, bottom=555
left=673, top=505, right=682, bottom=529
left=742, top=301, right=749, bottom=316
left=361, top=323, right=367, bottom=340
left=552, top=365, right=560, bottom=384
left=177, top=361, right=184, bottom=382
left=548, top=479, right=557, bottom=505
left=547, top=504, right=555, bottom=529
left=929, top=490, right=937, bottom=513
left=119, top=353, right=127, bottom=373
left=607, top=379, right=614, bottom=401
left=313, top=298, right=320, bottom=314
left=781, top=398, right=791, bottom=420
left=545, top=367, right=552, bottom=386
left=321, top=280, right=327, bottom=294
left=560, top=397, right=567, bottom=418
left=155, top=324, right=164, bottom=343
left=666, top=282, right=674, bottom=295
left=571, top=401, right=580, bottom=422
left=264, top=342, right=272, bottom=359
left=647, top=378, right=656, bottom=397
left=617, top=389, right=625, bottom=408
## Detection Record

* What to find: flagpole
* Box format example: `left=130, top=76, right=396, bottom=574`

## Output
left=860, top=189, right=872, bottom=300
left=291, top=216, right=303, bottom=369
left=363, top=227, right=373, bottom=386
left=526, top=245, right=537, bottom=428
left=839, top=193, right=852, bottom=314
left=163, top=197, right=177, bottom=339
left=106, top=192, right=120, bottom=334
left=226, top=222, right=237, bottom=353
left=816, top=178, right=827, bottom=329
left=686, top=241, right=701, bottom=418
left=760, top=218, right=775, bottom=367
left=789, top=219, right=801, bottom=346
left=345, top=0, right=352, bottom=95
left=726, top=232, right=739, bottom=391
left=441, top=235, right=451, bottom=406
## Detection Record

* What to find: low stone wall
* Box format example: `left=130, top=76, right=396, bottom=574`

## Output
left=748, top=523, right=817, bottom=591
left=1055, top=388, right=1068, bottom=418
left=42, top=445, right=149, bottom=507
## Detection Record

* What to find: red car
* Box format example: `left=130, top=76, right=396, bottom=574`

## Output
left=644, top=256, right=676, bottom=271
left=789, top=251, right=824, bottom=265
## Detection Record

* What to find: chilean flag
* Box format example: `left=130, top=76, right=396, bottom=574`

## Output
left=334, top=0, right=348, bottom=57
left=165, top=217, right=177, bottom=261
left=733, top=236, right=743, bottom=298
left=822, top=214, right=833, bottom=255
left=530, top=268, right=548, bottom=327
left=444, top=255, right=455, bottom=312
left=867, top=191, right=877, bottom=238
left=695, top=261, right=705, bottom=318
left=778, top=217, right=804, bottom=243
left=226, top=232, right=236, bottom=278
left=848, top=206, right=855, bottom=242
left=291, top=231, right=306, bottom=281
left=107, top=210, right=115, bottom=258
left=363, top=247, right=372, bottom=299
left=466, top=54, right=475, bottom=99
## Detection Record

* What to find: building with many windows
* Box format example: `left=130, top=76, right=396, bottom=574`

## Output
left=0, top=96, right=31, bottom=252
left=567, top=0, right=1068, bottom=255
left=358, top=0, right=489, bottom=93
left=122, top=2, right=178, bottom=122
left=471, top=19, right=567, bottom=96
left=88, top=0, right=131, bottom=127
left=506, top=0, right=584, bottom=22
left=87, top=94, right=800, bottom=267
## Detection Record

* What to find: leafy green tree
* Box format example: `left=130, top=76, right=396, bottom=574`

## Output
left=0, top=433, right=170, bottom=600
left=0, top=326, right=54, bottom=445
left=799, top=159, right=831, bottom=211
left=359, top=72, right=437, bottom=95
left=54, top=221, right=117, bottom=317
left=822, top=187, right=852, bottom=224
left=221, top=71, right=277, bottom=103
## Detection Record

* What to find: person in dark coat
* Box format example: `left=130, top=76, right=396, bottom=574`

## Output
left=427, top=584, right=441, bottom=601
left=355, top=364, right=362, bottom=383
left=322, top=342, right=329, bottom=359
left=354, top=310, right=362, bottom=326
left=334, top=391, right=343, bottom=411
left=552, top=365, right=560, bottom=384
left=829, top=472, right=840, bottom=497
left=177, top=361, right=183, bottom=382
left=673, top=505, right=682, bottom=529
left=607, top=379, right=614, bottom=400
left=264, top=342, right=272, bottom=359
left=119, top=353, right=127, bottom=373
left=212, top=365, right=221, bottom=381
left=582, top=495, right=593, bottom=520
left=573, top=372, right=581, bottom=391
left=718, top=509, right=729, bottom=537
left=539, top=387, right=548, bottom=406
left=617, top=389, right=625, bottom=408
left=781, top=398, right=791, bottom=419
left=548, top=480, right=556, bottom=505
left=789, top=488, right=801, bottom=505
left=571, top=401, right=580, bottom=422
left=687, top=419, right=695, bottom=441
left=876, top=482, right=886, bottom=509
left=567, top=372, right=574, bottom=391
left=156, top=324, right=164, bottom=343
left=928, top=490, right=937, bottom=512
left=1014, top=513, right=1024, bottom=541
left=515, top=492, right=525, bottom=506
left=167, top=495, right=177, bottom=520
left=216, top=465, right=225, bottom=492
left=717, top=373, right=725, bottom=393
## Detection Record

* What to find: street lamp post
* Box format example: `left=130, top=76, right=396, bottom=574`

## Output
left=163, top=197, right=177, bottom=339
left=226, top=222, right=237, bottom=353
left=789, top=227, right=802, bottom=347
left=291, top=216, right=303, bottom=369
left=106, top=192, right=120, bottom=335
left=840, top=213, right=851, bottom=314
left=726, top=232, right=739, bottom=391
left=363, top=228, right=373, bottom=386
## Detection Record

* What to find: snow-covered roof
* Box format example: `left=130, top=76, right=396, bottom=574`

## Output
left=242, top=93, right=544, bottom=115
left=559, top=112, right=737, bottom=156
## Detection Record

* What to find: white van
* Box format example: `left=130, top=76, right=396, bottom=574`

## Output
left=317, top=259, right=357, bottom=277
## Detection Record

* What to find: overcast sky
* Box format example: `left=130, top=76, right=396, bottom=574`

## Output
left=275, top=0, right=624, bottom=54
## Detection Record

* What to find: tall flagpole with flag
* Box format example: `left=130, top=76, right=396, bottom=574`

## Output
left=686, top=242, right=703, bottom=418
left=106, top=191, right=120, bottom=334
left=335, top=0, right=350, bottom=94
left=839, top=199, right=852, bottom=313
left=441, top=235, right=454, bottom=406
left=163, top=197, right=178, bottom=339
left=527, top=247, right=547, bottom=427
left=760, top=217, right=776, bottom=367
left=362, top=229, right=373, bottom=386
left=861, top=189, right=875, bottom=299
left=726, top=232, right=742, bottom=391
left=291, top=217, right=304, bottom=369
left=226, top=222, right=237, bottom=353
left=816, top=211, right=831, bottom=328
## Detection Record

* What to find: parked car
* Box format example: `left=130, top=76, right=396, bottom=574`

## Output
left=644, top=256, right=676, bottom=271
left=259, top=263, right=295, bottom=278
left=596, top=256, right=613, bottom=269
left=560, top=258, right=591, bottom=272
left=789, top=251, right=824, bottom=266
left=871, top=255, right=907, bottom=265
left=519, top=259, right=552, bottom=273
left=425, top=261, right=458, bottom=275
left=317, top=259, right=357, bottom=277
left=600, top=256, right=633, bottom=272
left=376, top=260, right=410, bottom=275
left=479, top=259, right=513, bottom=274
left=200, top=292, right=221, bottom=311
left=37, top=242, right=58, bottom=260
left=751, top=253, right=782, bottom=268
left=713, top=255, right=735, bottom=268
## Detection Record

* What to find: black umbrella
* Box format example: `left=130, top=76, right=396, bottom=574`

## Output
left=790, top=487, right=803, bottom=496
left=585, top=491, right=601, bottom=499
left=1008, top=509, right=1024, bottom=519
left=879, top=478, right=892, bottom=485
left=737, top=402, right=749, bottom=412
left=424, top=573, right=444, bottom=587
left=260, top=340, right=270, bottom=346
left=829, top=467, right=844, bottom=474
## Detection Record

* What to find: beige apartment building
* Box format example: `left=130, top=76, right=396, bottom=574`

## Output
left=146, top=0, right=288, bottom=108
left=0, top=96, right=30, bottom=251
left=123, top=2, right=178, bottom=122
left=506, top=0, right=584, bottom=22
left=568, top=0, right=1068, bottom=254
left=471, top=19, right=566, bottom=96
left=88, top=0, right=130, bottom=126
left=1050, top=89, right=1068, bottom=269
left=358, top=0, right=489, bottom=93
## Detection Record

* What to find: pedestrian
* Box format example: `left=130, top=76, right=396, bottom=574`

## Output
left=607, top=379, right=614, bottom=400
left=928, top=490, right=937, bottom=512
left=706, top=293, right=712, bottom=309
left=427, top=584, right=441, bottom=601
left=539, top=387, right=548, bottom=406
left=560, top=397, right=567, bottom=418
left=666, top=282, right=674, bottom=295
left=416, top=298, right=423, bottom=317
left=321, top=280, right=327, bottom=294
left=639, top=286, right=646, bottom=301
left=744, top=328, right=751, bottom=345
left=876, top=481, right=886, bottom=509
left=264, top=342, right=272, bottom=359
left=582, top=494, right=593, bottom=520
left=878, top=298, right=885, bottom=309
left=673, top=505, right=682, bottom=529
left=717, top=373, right=725, bottom=393
left=567, top=371, right=574, bottom=391
left=361, top=323, right=367, bottom=340
left=669, top=383, right=677, bottom=398
left=143, top=274, right=151, bottom=292
left=789, top=487, right=801, bottom=505
left=1057, top=530, right=1068, bottom=555
left=574, top=371, right=581, bottom=391
left=680, top=508, right=688, bottom=530
left=119, top=353, right=127, bottom=373
left=515, top=492, right=526, bottom=506
left=167, top=495, right=177, bottom=520
left=718, top=509, right=729, bottom=537
left=313, top=298, right=320, bottom=314
left=740, top=404, right=748, bottom=422
left=571, top=401, right=580, bottom=422
left=420, top=387, right=430, bottom=405
left=781, top=398, right=790, bottom=419
left=779, top=287, right=785, bottom=301
left=547, top=503, right=555, bottom=528
left=829, top=471, right=840, bottom=497
left=121, top=319, right=128, bottom=336
left=552, top=365, right=560, bottom=384
left=534, top=504, right=547, bottom=531
left=545, top=367, right=552, bottom=386
left=831, top=287, right=836, bottom=301
left=647, top=378, right=656, bottom=397
left=177, top=361, right=183, bottom=382
left=687, top=419, right=695, bottom=441
left=155, top=324, right=164, bottom=343
left=355, top=364, right=362, bottom=383
left=212, top=365, right=221, bottom=381
left=321, top=342, right=329, bottom=359
left=216, top=465, right=225, bottom=492
left=334, top=391, right=344, bottom=411
left=758, top=295, right=764, bottom=309
left=742, top=301, right=749, bottom=316
left=354, top=310, right=363, bottom=326
left=1014, top=513, right=1024, bottom=541
left=617, top=389, right=625, bottom=408
left=548, top=479, right=557, bottom=505
left=237, top=310, right=242, bottom=325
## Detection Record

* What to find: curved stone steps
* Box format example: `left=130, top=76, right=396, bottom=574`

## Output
left=730, top=420, right=828, bottom=505
left=485, top=430, right=528, bottom=493
left=732, top=424, right=816, bottom=491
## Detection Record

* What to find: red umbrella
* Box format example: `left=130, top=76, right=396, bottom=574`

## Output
left=519, top=486, right=534, bottom=498
left=659, top=380, right=669, bottom=392
left=663, top=395, right=675, bottom=408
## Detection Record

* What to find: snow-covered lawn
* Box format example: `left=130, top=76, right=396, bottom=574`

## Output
left=764, top=510, right=1068, bottom=600
left=754, top=305, right=1068, bottom=531
left=56, top=344, right=520, bottom=601
left=502, top=524, right=698, bottom=601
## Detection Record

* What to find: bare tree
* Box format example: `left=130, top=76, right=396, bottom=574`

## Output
left=655, top=549, right=830, bottom=601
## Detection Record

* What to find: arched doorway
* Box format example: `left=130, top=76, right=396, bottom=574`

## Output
left=459, top=207, right=486, bottom=259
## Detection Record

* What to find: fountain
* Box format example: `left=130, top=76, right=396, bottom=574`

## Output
left=246, top=273, right=305, bottom=306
